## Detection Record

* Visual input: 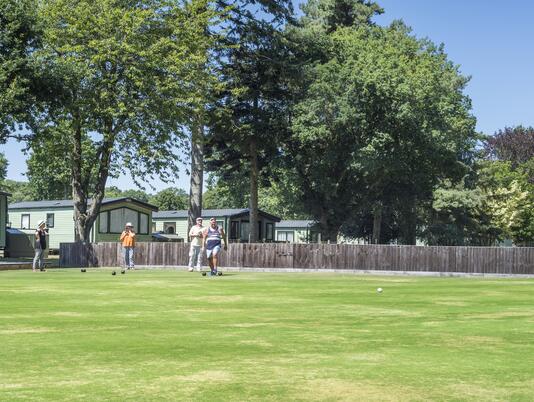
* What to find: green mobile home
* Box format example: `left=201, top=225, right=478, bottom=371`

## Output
left=8, top=197, right=157, bottom=249
left=275, top=220, right=320, bottom=243
left=153, top=208, right=281, bottom=242
left=0, top=191, right=11, bottom=250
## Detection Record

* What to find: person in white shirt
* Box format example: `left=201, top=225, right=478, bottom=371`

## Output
left=188, top=217, right=204, bottom=271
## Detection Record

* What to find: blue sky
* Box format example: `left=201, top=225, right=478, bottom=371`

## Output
left=2, top=0, right=533, bottom=192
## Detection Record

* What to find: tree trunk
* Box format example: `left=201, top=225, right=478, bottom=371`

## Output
left=399, top=195, right=417, bottom=245
left=188, top=117, right=204, bottom=238
left=319, top=209, right=338, bottom=243
left=72, top=115, right=113, bottom=243
left=71, top=113, right=87, bottom=242
left=249, top=137, right=259, bottom=243
left=372, top=202, right=382, bottom=244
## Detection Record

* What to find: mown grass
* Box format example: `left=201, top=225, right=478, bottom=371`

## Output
left=1, top=269, right=533, bottom=401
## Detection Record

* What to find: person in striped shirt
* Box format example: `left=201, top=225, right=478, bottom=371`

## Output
left=202, top=217, right=227, bottom=276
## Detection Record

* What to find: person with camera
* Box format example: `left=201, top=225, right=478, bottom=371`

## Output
left=120, top=222, right=136, bottom=270
left=33, top=220, right=47, bottom=272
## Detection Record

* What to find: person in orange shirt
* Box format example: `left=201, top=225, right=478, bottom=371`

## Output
left=120, top=222, right=136, bottom=269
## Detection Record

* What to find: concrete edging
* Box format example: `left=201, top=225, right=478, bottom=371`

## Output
left=135, top=265, right=534, bottom=279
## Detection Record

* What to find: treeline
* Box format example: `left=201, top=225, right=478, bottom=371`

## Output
left=1, top=0, right=532, bottom=245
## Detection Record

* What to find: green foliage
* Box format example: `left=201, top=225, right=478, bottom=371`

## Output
left=258, top=179, right=308, bottom=219
left=0, top=152, right=7, bottom=182
left=104, top=186, right=150, bottom=203
left=0, top=0, right=41, bottom=141
left=301, top=0, right=383, bottom=33
left=203, top=171, right=308, bottom=219
left=205, top=0, right=295, bottom=240
left=149, top=187, right=188, bottom=210
left=103, top=186, right=125, bottom=200
left=203, top=174, right=248, bottom=209
left=2, top=179, right=33, bottom=203
left=25, top=122, right=100, bottom=200
left=424, top=156, right=534, bottom=246
left=421, top=178, right=501, bottom=246
left=477, top=160, right=534, bottom=245
left=37, top=0, right=217, bottom=181
left=19, top=0, right=223, bottom=240
left=289, top=18, right=477, bottom=242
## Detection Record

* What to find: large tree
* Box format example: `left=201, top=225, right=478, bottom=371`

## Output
left=186, top=2, right=227, bottom=234
left=205, top=0, right=295, bottom=242
left=289, top=17, right=476, bottom=243
left=29, top=0, right=218, bottom=241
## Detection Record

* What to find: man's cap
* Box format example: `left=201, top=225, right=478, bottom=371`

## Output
left=37, top=219, right=46, bottom=227
left=125, top=222, right=133, bottom=227
left=196, top=217, right=203, bottom=221
left=210, top=217, right=216, bottom=221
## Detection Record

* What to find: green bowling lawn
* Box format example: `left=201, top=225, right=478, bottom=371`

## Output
left=1, top=269, right=533, bottom=401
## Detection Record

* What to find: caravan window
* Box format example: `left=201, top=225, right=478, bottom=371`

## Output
left=139, top=213, right=149, bottom=234
left=266, top=223, right=274, bottom=240
left=123, top=209, right=139, bottom=231
left=230, top=221, right=239, bottom=239
left=99, top=211, right=109, bottom=233
left=240, top=221, right=250, bottom=240
left=163, top=222, right=176, bottom=234
left=21, top=214, right=30, bottom=229
left=109, top=209, right=123, bottom=233
left=109, top=208, right=139, bottom=233
left=100, top=208, right=148, bottom=234
left=277, top=231, right=294, bottom=242
left=46, top=213, right=55, bottom=228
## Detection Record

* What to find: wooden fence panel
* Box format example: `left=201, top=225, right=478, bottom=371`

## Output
left=519, top=247, right=534, bottom=274
left=344, top=245, right=360, bottom=270
left=275, top=243, right=294, bottom=268
left=223, top=243, right=242, bottom=267
left=296, top=243, right=322, bottom=269
left=243, top=243, right=264, bottom=268
left=59, top=242, right=534, bottom=275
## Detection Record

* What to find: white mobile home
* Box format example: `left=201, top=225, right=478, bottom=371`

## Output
left=8, top=197, right=158, bottom=249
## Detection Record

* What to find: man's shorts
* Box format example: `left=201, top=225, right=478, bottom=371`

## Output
left=206, top=245, right=221, bottom=258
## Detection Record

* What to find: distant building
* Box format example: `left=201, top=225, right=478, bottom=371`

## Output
left=275, top=220, right=320, bottom=243
left=8, top=198, right=158, bottom=249
left=152, top=208, right=281, bottom=242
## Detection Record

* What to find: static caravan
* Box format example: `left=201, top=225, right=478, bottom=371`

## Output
left=275, top=220, right=320, bottom=243
left=153, top=208, right=281, bottom=242
left=8, top=197, right=158, bottom=249
left=0, top=191, right=11, bottom=250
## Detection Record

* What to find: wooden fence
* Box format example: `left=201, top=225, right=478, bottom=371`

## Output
left=59, top=242, right=534, bottom=275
